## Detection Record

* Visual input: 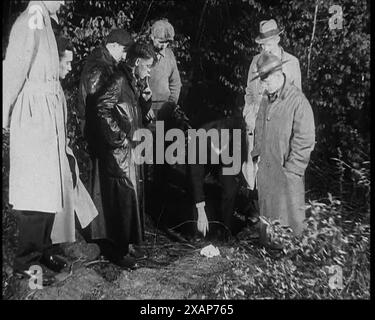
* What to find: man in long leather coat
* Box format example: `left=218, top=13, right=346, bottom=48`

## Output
left=86, top=41, right=155, bottom=268
left=78, top=29, right=134, bottom=258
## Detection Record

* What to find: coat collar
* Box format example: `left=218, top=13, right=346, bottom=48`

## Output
left=101, top=45, right=118, bottom=67
left=118, top=63, right=139, bottom=97
left=28, top=1, right=51, bottom=21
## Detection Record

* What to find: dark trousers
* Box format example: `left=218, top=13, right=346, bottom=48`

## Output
left=13, top=211, right=55, bottom=271
left=219, top=173, right=239, bottom=231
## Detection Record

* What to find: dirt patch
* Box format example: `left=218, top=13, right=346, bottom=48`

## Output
left=17, top=239, right=235, bottom=300
left=115, top=248, right=232, bottom=299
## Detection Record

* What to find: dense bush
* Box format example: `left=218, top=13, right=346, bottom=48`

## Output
left=215, top=197, right=370, bottom=299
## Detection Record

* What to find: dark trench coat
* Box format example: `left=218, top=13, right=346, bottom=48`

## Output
left=78, top=45, right=119, bottom=241
left=252, top=80, right=315, bottom=235
left=89, top=63, right=151, bottom=253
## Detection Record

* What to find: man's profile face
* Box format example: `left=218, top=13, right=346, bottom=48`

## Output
left=260, top=37, right=280, bottom=55
left=136, top=57, right=154, bottom=79
left=151, top=36, right=170, bottom=53
left=59, top=50, right=73, bottom=80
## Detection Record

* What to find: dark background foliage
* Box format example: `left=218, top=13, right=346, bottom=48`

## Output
left=2, top=0, right=370, bottom=299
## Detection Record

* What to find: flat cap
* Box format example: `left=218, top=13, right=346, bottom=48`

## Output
left=150, top=19, right=175, bottom=41
left=105, top=29, right=134, bottom=48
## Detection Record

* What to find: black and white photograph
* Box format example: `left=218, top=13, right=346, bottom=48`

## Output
left=2, top=0, right=370, bottom=304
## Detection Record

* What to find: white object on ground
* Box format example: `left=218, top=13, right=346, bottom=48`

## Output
left=200, top=244, right=220, bottom=258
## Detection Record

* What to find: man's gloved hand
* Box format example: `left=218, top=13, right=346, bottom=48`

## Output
left=196, top=202, right=209, bottom=237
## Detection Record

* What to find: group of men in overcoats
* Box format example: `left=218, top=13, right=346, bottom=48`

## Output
left=3, top=0, right=315, bottom=286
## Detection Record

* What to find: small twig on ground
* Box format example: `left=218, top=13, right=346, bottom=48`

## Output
left=69, top=256, right=86, bottom=275
left=24, top=290, right=37, bottom=300
left=85, top=259, right=110, bottom=267
left=180, top=242, right=196, bottom=249
left=145, top=231, right=157, bottom=237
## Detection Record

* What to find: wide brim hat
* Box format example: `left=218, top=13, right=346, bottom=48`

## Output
left=250, top=52, right=288, bottom=82
left=255, top=19, right=284, bottom=43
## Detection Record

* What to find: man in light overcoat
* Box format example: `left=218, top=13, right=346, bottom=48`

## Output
left=251, top=53, right=315, bottom=243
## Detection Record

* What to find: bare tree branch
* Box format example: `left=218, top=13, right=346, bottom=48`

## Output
left=196, top=0, right=210, bottom=47
left=307, top=0, right=319, bottom=80
left=140, top=0, right=155, bottom=33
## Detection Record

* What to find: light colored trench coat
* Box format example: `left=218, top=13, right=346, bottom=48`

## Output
left=252, top=80, right=315, bottom=235
left=3, top=1, right=97, bottom=243
left=242, top=48, right=301, bottom=189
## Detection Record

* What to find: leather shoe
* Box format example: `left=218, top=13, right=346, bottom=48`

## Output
left=40, top=254, right=68, bottom=273
left=129, top=245, right=147, bottom=260
left=259, top=221, right=284, bottom=251
left=112, top=255, right=138, bottom=270
left=14, top=267, right=56, bottom=287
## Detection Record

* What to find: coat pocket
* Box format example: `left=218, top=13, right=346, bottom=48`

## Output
left=282, top=166, right=303, bottom=178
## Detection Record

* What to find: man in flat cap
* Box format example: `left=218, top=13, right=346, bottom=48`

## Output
left=148, top=19, right=182, bottom=119
left=79, top=29, right=134, bottom=134
left=251, top=52, right=315, bottom=246
left=143, top=19, right=183, bottom=240
left=242, top=19, right=302, bottom=225
left=78, top=29, right=134, bottom=258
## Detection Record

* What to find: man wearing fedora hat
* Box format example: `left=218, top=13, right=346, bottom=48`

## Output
left=251, top=52, right=315, bottom=245
left=241, top=19, right=302, bottom=224
left=246, top=19, right=302, bottom=109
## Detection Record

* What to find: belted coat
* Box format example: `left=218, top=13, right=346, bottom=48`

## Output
left=2, top=1, right=97, bottom=242
left=3, top=1, right=62, bottom=212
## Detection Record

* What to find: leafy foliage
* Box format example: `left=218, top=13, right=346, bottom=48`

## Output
left=215, top=197, right=370, bottom=299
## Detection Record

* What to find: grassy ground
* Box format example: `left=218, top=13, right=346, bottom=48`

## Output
left=3, top=202, right=370, bottom=300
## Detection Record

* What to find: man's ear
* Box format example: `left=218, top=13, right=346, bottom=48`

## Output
left=135, top=58, right=140, bottom=66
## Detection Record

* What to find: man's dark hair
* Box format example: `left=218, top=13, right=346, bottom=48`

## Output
left=125, top=41, right=157, bottom=67
left=56, top=36, right=73, bottom=59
